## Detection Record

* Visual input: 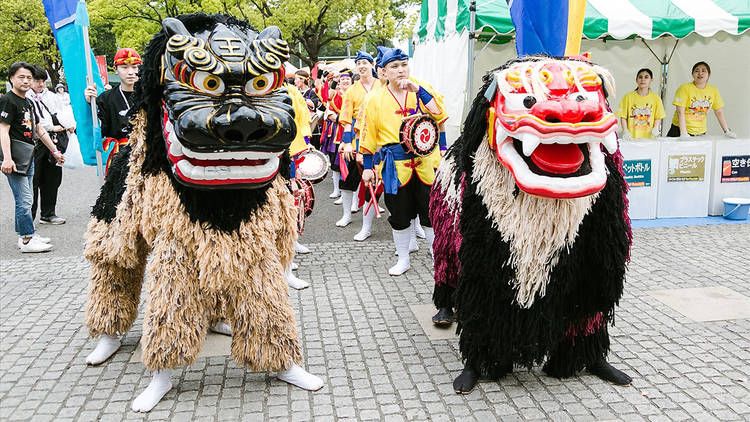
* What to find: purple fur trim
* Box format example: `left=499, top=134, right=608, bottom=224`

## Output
left=429, top=177, right=463, bottom=289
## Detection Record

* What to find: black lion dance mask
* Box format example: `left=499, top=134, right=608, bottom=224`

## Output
left=159, top=17, right=293, bottom=189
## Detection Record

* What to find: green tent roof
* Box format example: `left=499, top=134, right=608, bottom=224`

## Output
left=417, top=0, right=750, bottom=42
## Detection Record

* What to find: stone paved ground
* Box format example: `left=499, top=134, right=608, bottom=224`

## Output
left=1, top=221, right=749, bottom=421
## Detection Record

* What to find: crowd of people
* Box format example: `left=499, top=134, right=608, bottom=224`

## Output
left=1, top=63, right=73, bottom=252
left=2, top=49, right=738, bottom=266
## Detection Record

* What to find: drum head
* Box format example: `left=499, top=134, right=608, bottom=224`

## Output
left=401, top=115, right=438, bottom=157
left=296, top=149, right=330, bottom=184
left=412, top=117, right=438, bottom=156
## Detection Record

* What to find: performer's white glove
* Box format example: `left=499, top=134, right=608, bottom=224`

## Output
left=724, top=129, right=737, bottom=139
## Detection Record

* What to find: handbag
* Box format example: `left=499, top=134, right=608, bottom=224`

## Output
left=39, top=101, right=69, bottom=153
left=0, top=139, right=35, bottom=174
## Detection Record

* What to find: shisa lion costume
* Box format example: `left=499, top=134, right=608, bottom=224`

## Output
left=430, top=1, right=633, bottom=393
left=83, top=14, right=323, bottom=412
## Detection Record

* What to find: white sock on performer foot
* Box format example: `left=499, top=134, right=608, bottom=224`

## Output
left=389, top=228, right=412, bottom=276
left=286, top=266, right=309, bottom=290
left=209, top=321, right=232, bottom=336
left=336, top=191, right=353, bottom=227
left=277, top=364, right=324, bottom=391
left=132, top=370, right=173, bottom=413
left=85, top=334, right=121, bottom=365
left=413, top=217, right=426, bottom=239
left=351, top=186, right=360, bottom=213
left=295, top=242, right=310, bottom=254
left=423, top=226, right=435, bottom=258
left=354, top=206, right=375, bottom=241
left=329, top=172, right=341, bottom=198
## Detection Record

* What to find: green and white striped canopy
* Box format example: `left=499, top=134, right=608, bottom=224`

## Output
left=417, top=0, right=750, bottom=42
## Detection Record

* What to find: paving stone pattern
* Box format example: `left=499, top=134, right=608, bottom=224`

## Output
left=1, top=224, right=749, bottom=421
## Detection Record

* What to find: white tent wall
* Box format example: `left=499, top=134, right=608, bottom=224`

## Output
left=411, top=32, right=469, bottom=143
left=414, top=32, right=750, bottom=143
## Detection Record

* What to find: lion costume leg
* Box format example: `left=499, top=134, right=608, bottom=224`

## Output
left=543, top=315, right=632, bottom=385
left=84, top=246, right=147, bottom=364
left=84, top=145, right=149, bottom=365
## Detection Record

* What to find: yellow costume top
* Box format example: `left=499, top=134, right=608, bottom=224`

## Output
left=671, top=82, right=725, bottom=135
left=286, top=84, right=312, bottom=156
left=339, top=79, right=376, bottom=129
left=616, top=91, right=665, bottom=139
left=360, top=78, right=446, bottom=186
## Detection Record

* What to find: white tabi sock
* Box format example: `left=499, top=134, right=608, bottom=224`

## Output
left=277, top=363, right=324, bottom=391
left=286, top=266, right=309, bottom=290
left=209, top=321, right=232, bottom=336
left=351, top=186, right=360, bottom=213
left=132, top=370, right=173, bottom=412
left=85, top=334, right=121, bottom=365
left=336, top=191, right=353, bottom=227
left=354, top=206, right=375, bottom=241
left=423, top=226, right=435, bottom=258
left=413, top=217, right=426, bottom=238
left=329, top=171, right=341, bottom=198
left=294, top=242, right=311, bottom=254
left=389, top=228, right=412, bottom=276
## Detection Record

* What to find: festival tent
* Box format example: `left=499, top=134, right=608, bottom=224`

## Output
left=411, top=0, right=750, bottom=142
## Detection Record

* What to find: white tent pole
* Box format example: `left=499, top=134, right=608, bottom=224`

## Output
left=467, top=0, right=477, bottom=97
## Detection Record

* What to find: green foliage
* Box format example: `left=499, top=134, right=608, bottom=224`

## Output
left=87, top=0, right=415, bottom=67
left=0, top=0, right=60, bottom=83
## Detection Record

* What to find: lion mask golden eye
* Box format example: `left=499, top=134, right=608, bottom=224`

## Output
left=191, top=71, right=225, bottom=95
left=245, top=72, right=278, bottom=96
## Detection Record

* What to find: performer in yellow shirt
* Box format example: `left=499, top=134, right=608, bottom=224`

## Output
left=360, top=47, right=448, bottom=276
left=667, top=61, right=735, bottom=138
left=339, top=51, right=377, bottom=236
left=617, top=68, right=665, bottom=140
left=284, top=83, right=313, bottom=290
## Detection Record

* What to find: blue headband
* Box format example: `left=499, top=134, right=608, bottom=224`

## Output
left=378, top=47, right=409, bottom=68
left=354, top=51, right=374, bottom=64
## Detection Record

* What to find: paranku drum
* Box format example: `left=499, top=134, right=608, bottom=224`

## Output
left=399, top=114, right=438, bottom=156
left=295, top=148, right=330, bottom=184
left=290, top=178, right=315, bottom=233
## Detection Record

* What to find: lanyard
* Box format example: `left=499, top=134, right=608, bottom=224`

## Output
left=118, top=87, right=131, bottom=116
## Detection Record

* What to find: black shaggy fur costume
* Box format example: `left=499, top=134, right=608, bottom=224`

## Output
left=435, top=67, right=632, bottom=391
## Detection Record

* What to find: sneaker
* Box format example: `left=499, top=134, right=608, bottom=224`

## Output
left=39, top=215, right=66, bottom=225
left=19, top=237, right=53, bottom=253
left=17, top=234, right=51, bottom=248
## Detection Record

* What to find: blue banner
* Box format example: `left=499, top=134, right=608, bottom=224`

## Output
left=43, top=0, right=105, bottom=167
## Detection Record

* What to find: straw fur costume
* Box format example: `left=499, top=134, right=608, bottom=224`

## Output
left=84, top=14, right=303, bottom=372
left=431, top=56, right=633, bottom=392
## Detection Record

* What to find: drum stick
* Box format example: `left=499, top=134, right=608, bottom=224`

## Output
left=366, top=183, right=381, bottom=218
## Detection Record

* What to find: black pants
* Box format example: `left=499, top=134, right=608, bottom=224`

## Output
left=340, top=158, right=362, bottom=191
left=384, top=178, right=431, bottom=230
left=32, top=149, right=62, bottom=219
left=666, top=124, right=705, bottom=137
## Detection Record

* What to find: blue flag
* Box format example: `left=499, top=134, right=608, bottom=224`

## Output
left=42, top=0, right=105, bottom=166
left=508, top=0, right=586, bottom=57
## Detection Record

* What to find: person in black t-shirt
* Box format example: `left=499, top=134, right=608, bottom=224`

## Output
left=1, top=62, right=65, bottom=253
left=84, top=48, right=141, bottom=173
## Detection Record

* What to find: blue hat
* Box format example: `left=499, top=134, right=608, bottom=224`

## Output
left=377, top=47, right=409, bottom=68
left=375, top=46, right=387, bottom=69
left=354, top=51, right=374, bottom=64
